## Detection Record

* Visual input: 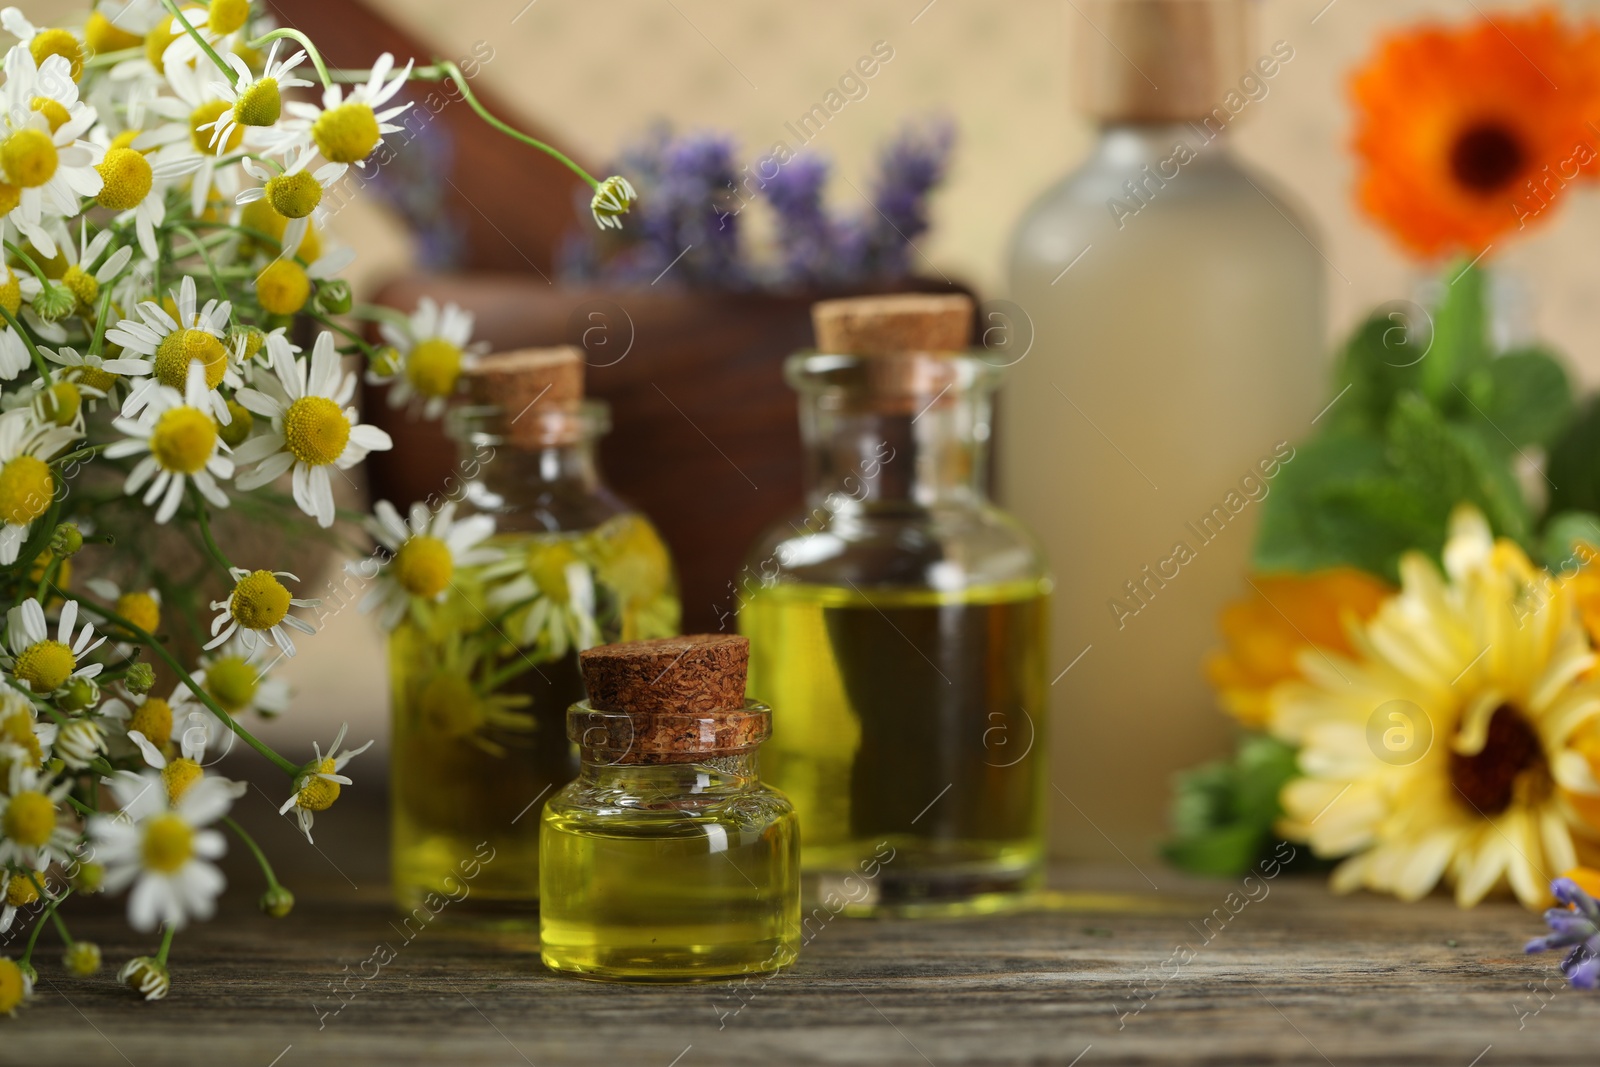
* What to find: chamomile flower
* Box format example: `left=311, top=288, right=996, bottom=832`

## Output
left=205, top=566, right=317, bottom=656
left=0, top=954, right=30, bottom=1014
left=203, top=41, right=311, bottom=153
left=278, top=722, right=371, bottom=843
left=0, top=867, right=43, bottom=933
left=187, top=634, right=289, bottom=719
left=590, top=174, right=637, bottom=230
left=0, top=686, right=53, bottom=770
left=253, top=51, right=412, bottom=165
left=0, top=761, right=75, bottom=871
left=108, top=274, right=238, bottom=424
left=102, top=680, right=197, bottom=768
left=98, top=142, right=203, bottom=262
left=104, top=359, right=233, bottom=523
left=375, top=297, right=484, bottom=418
left=356, top=499, right=499, bottom=629
left=2, top=597, right=105, bottom=696
left=0, top=49, right=102, bottom=256
left=160, top=0, right=253, bottom=73
left=91, top=767, right=233, bottom=931
left=85, top=578, right=161, bottom=636
left=0, top=10, right=84, bottom=80
left=0, top=406, right=82, bottom=562
left=233, top=331, right=393, bottom=527
left=482, top=536, right=600, bottom=658
left=44, top=344, right=151, bottom=410
left=133, top=57, right=242, bottom=217
left=17, top=220, right=131, bottom=323
left=53, top=716, right=106, bottom=769
left=236, top=147, right=345, bottom=259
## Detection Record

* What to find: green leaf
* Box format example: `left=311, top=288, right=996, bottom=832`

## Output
left=1387, top=393, right=1531, bottom=548
left=1163, top=734, right=1300, bottom=877
left=1326, top=311, right=1426, bottom=435
left=1457, top=347, right=1574, bottom=450
left=1421, top=261, right=1488, bottom=402
left=1541, top=510, right=1600, bottom=572
left=1546, top=396, right=1600, bottom=517
left=1253, top=433, right=1394, bottom=574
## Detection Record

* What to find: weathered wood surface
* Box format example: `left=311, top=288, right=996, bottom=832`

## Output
left=5, top=784, right=1596, bottom=1067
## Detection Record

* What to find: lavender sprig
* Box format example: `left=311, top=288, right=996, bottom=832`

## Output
left=1526, top=878, right=1600, bottom=989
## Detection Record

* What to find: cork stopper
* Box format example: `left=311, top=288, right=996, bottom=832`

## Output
left=574, top=635, right=761, bottom=763
left=812, top=294, right=973, bottom=357
left=463, top=346, right=585, bottom=448
left=1074, top=0, right=1250, bottom=123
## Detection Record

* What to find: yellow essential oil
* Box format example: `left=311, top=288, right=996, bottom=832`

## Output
left=743, top=579, right=1049, bottom=913
left=540, top=757, right=800, bottom=981
left=541, top=639, right=800, bottom=982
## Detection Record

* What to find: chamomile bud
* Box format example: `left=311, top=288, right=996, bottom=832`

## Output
left=71, top=861, right=104, bottom=894
left=124, top=663, right=156, bottom=695
left=49, top=523, right=82, bottom=558
left=32, top=280, right=75, bottom=323
left=260, top=884, right=295, bottom=918
left=63, top=941, right=101, bottom=977
left=118, top=956, right=169, bottom=1001
left=590, top=175, right=637, bottom=230
left=314, top=279, right=351, bottom=315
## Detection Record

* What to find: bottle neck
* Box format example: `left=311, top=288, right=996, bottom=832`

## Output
left=477, top=437, right=603, bottom=497
left=576, top=752, right=762, bottom=794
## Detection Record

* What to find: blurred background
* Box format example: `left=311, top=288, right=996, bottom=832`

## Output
left=39, top=0, right=1600, bottom=860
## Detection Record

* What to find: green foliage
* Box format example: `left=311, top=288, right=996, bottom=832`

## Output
left=1253, top=263, right=1552, bottom=580
left=1546, top=397, right=1600, bottom=521
left=1542, top=510, right=1600, bottom=573
left=1162, top=734, right=1299, bottom=877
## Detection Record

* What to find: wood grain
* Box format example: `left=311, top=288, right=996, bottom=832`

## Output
left=3, top=776, right=1593, bottom=1066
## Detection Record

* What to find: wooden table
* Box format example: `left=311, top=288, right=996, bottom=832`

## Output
left=5, top=781, right=1595, bottom=1066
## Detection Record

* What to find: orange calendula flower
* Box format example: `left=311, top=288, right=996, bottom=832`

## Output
left=1350, top=7, right=1600, bottom=259
left=1567, top=867, right=1600, bottom=899
left=1205, top=568, right=1392, bottom=728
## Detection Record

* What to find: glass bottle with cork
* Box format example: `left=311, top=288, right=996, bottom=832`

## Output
left=388, top=346, right=680, bottom=916
left=740, top=294, right=1052, bottom=914
left=540, top=634, right=800, bottom=981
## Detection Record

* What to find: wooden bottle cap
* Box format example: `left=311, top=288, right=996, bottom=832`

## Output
left=581, top=634, right=748, bottom=714
left=1074, top=0, right=1250, bottom=123
left=812, top=293, right=973, bottom=356
left=577, top=635, right=759, bottom=762
left=463, top=346, right=585, bottom=447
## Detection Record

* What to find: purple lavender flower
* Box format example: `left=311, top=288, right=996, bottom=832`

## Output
left=1526, top=878, right=1600, bottom=989
left=838, top=118, right=955, bottom=282
left=764, top=154, right=835, bottom=287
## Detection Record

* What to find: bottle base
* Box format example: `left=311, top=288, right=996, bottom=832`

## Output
left=540, top=940, right=798, bottom=983
left=804, top=856, right=1044, bottom=918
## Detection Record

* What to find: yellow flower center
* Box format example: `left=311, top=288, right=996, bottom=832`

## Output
left=230, top=570, right=290, bottom=630
left=14, top=640, right=74, bottom=693
left=311, top=102, right=379, bottom=164
left=205, top=655, right=257, bottom=711
left=529, top=542, right=580, bottom=604
left=207, top=0, right=251, bottom=34
left=37, top=381, right=80, bottom=426
left=96, top=147, right=152, bottom=211
left=255, top=258, right=310, bottom=316
left=30, top=28, right=83, bottom=80
left=405, top=338, right=462, bottom=399
left=115, top=591, right=161, bottom=634
left=60, top=265, right=97, bottom=309
left=393, top=535, right=452, bottom=599
left=162, top=758, right=202, bottom=803
left=0, top=957, right=25, bottom=1014
left=295, top=757, right=341, bottom=811
left=72, top=365, right=117, bottom=394
left=218, top=398, right=253, bottom=448
left=416, top=673, right=476, bottom=737
left=233, top=77, right=280, bottom=127
left=128, top=696, right=173, bottom=746
left=189, top=100, right=243, bottom=155
left=0, top=711, right=41, bottom=766
left=2, top=790, right=55, bottom=846
left=266, top=170, right=321, bottom=219
left=0, top=183, right=18, bottom=216
left=0, top=272, right=18, bottom=317
left=29, top=97, right=69, bottom=133
left=0, top=129, right=57, bottom=189
left=0, top=455, right=54, bottom=525
left=5, top=874, right=37, bottom=906
left=149, top=406, right=216, bottom=475
left=144, top=17, right=178, bottom=75
left=369, top=345, right=401, bottom=378
left=141, top=813, right=193, bottom=873
left=154, top=328, right=228, bottom=390
left=282, top=395, right=350, bottom=466
left=63, top=941, right=101, bottom=977
left=229, top=325, right=263, bottom=362
left=85, top=12, right=143, bottom=55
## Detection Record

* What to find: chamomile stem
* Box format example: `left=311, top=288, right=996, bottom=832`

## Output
left=425, top=60, right=600, bottom=190
left=160, top=0, right=235, bottom=82
left=0, top=302, right=52, bottom=379
left=19, top=880, right=70, bottom=970
left=155, top=923, right=176, bottom=966
left=248, top=28, right=331, bottom=89
left=192, top=495, right=236, bottom=577
left=89, top=287, right=113, bottom=357
left=223, top=816, right=283, bottom=892
left=55, top=588, right=301, bottom=778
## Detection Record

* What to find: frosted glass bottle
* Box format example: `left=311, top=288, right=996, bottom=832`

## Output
left=1002, top=1, right=1325, bottom=858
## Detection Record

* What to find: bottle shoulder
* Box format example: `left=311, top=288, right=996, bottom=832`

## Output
left=743, top=500, right=1050, bottom=590
left=546, top=776, right=795, bottom=832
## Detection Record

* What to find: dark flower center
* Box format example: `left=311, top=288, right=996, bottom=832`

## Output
left=1450, top=704, right=1543, bottom=816
left=1449, top=123, right=1526, bottom=194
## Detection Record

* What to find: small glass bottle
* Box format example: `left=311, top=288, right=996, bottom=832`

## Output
left=388, top=347, right=680, bottom=916
left=741, top=294, right=1052, bottom=914
left=541, top=635, right=800, bottom=982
